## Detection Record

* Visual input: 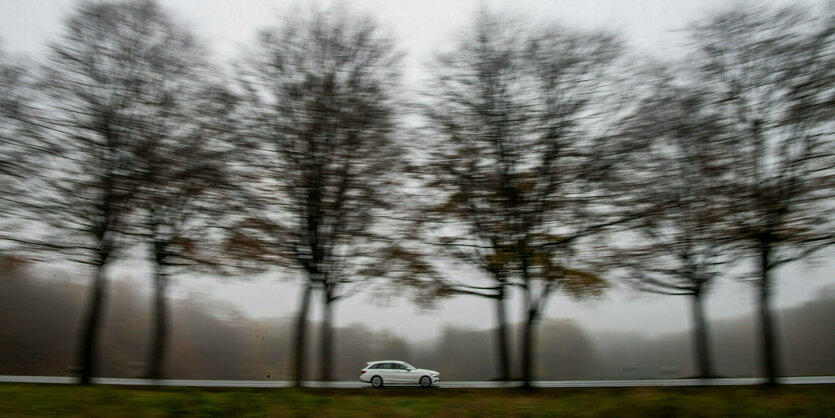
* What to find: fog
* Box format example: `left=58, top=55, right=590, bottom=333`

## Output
left=2, top=258, right=832, bottom=380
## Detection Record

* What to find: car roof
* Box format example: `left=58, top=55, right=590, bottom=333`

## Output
left=365, top=360, right=409, bottom=366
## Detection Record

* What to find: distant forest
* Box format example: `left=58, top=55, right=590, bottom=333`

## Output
left=1, top=257, right=832, bottom=381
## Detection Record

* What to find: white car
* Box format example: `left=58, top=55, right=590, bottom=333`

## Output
left=359, top=360, right=440, bottom=387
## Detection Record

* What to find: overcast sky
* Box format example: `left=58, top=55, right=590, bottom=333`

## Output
left=1, top=0, right=832, bottom=342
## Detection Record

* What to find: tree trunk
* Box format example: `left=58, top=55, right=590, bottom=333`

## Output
left=145, top=259, right=168, bottom=380
left=690, top=291, right=714, bottom=378
left=320, top=290, right=334, bottom=382
left=521, top=309, right=536, bottom=389
left=77, top=259, right=108, bottom=385
left=494, top=286, right=511, bottom=382
left=758, top=241, right=780, bottom=385
left=293, top=283, right=313, bottom=387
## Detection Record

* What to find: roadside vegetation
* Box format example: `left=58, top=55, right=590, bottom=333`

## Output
left=2, top=384, right=834, bottom=417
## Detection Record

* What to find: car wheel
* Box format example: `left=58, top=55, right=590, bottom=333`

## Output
left=371, top=376, right=383, bottom=387
left=420, top=376, right=432, bottom=388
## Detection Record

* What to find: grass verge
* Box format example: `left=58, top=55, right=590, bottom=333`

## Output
left=1, top=384, right=833, bottom=417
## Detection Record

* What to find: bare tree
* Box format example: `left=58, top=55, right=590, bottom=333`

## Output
left=421, top=11, right=625, bottom=387
left=686, top=5, right=835, bottom=384
left=615, top=74, right=739, bottom=378
left=236, top=5, right=407, bottom=385
left=413, top=13, right=526, bottom=382
left=2, top=0, right=224, bottom=384
left=125, top=28, right=238, bottom=379
left=143, top=87, right=242, bottom=379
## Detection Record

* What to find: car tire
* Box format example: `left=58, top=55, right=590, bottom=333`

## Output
left=420, top=376, right=432, bottom=388
left=371, top=376, right=383, bottom=388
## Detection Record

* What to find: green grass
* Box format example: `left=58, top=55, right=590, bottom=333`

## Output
left=1, top=384, right=833, bottom=417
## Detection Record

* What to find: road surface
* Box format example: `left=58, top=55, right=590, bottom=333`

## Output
left=2, top=375, right=834, bottom=388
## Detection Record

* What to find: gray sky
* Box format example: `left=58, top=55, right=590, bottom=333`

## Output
left=2, top=0, right=832, bottom=342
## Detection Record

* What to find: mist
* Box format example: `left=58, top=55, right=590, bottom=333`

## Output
left=2, top=257, right=832, bottom=381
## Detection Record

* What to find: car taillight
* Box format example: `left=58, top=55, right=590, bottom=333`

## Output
left=361, top=370, right=366, bottom=374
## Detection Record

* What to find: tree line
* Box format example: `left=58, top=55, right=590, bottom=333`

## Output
left=0, top=0, right=832, bottom=387
left=2, top=257, right=834, bottom=380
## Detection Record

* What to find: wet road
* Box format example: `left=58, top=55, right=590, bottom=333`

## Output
left=2, top=375, right=834, bottom=387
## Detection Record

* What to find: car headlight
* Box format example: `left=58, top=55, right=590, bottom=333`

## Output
left=431, top=373, right=439, bottom=377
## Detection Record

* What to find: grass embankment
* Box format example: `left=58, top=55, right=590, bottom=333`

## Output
left=1, top=384, right=834, bottom=417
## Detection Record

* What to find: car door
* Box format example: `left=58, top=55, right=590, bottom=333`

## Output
left=383, top=363, right=401, bottom=383
left=397, top=364, right=416, bottom=383
left=369, top=363, right=386, bottom=381
left=402, top=364, right=420, bottom=384
left=387, top=363, right=411, bottom=383
left=380, top=363, right=399, bottom=383
left=397, top=364, right=420, bottom=383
